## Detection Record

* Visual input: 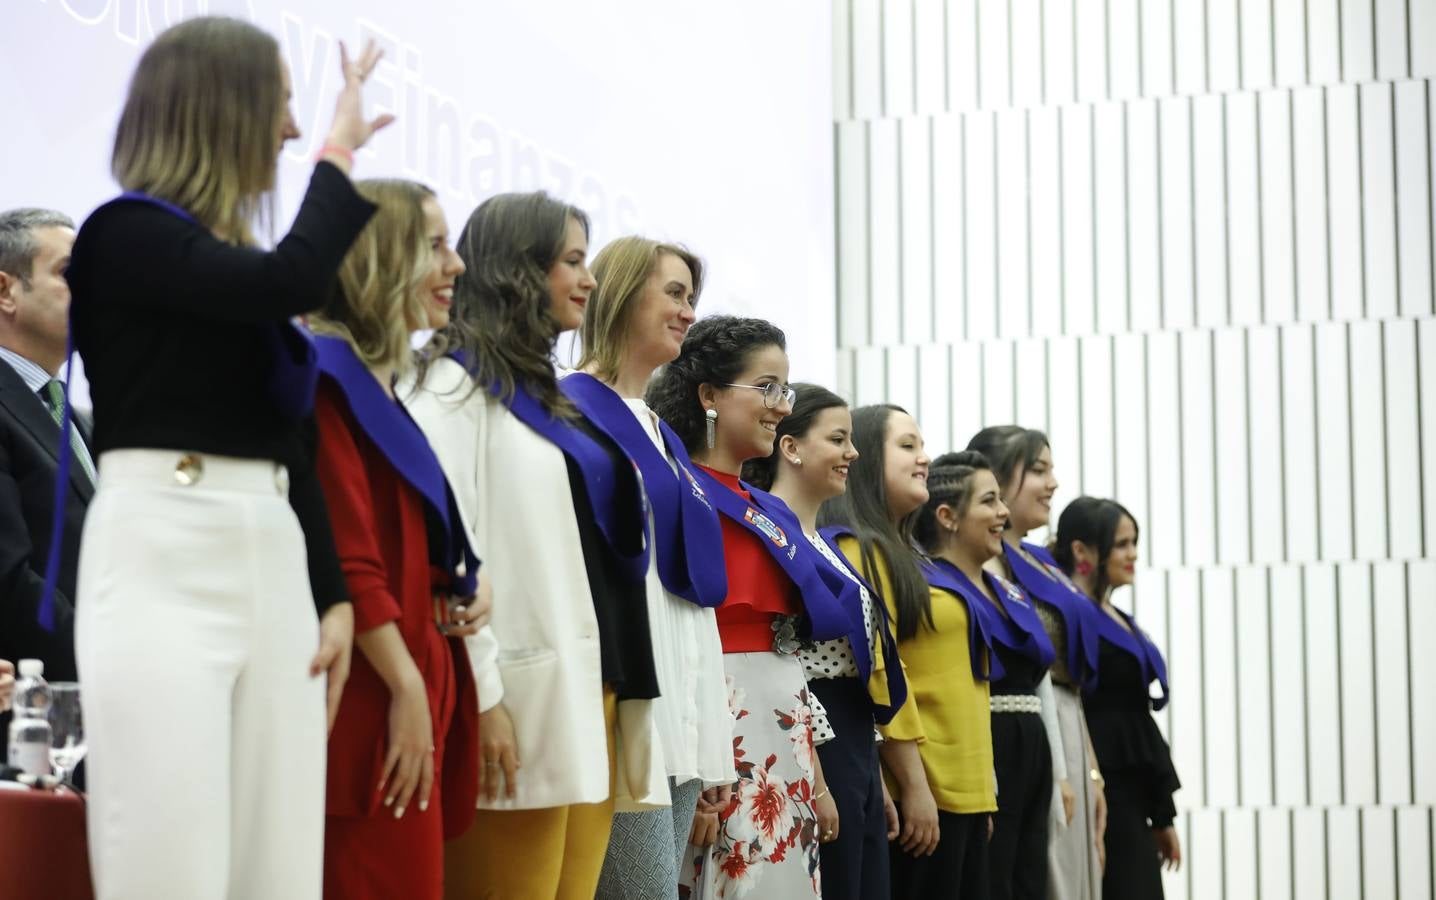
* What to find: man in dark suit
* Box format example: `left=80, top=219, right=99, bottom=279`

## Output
left=0, top=208, right=92, bottom=695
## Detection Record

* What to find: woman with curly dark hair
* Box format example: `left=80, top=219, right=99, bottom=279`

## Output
left=648, top=316, right=853, bottom=900
left=404, top=192, right=666, bottom=899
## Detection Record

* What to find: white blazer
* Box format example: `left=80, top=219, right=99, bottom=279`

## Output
left=403, top=357, right=669, bottom=812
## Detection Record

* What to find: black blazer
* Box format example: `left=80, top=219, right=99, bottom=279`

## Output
left=0, top=357, right=93, bottom=683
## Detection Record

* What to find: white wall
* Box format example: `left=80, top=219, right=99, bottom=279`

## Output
left=833, top=0, right=1436, bottom=895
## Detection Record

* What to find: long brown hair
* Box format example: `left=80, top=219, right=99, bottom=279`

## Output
left=817, top=404, right=933, bottom=641
left=111, top=17, right=284, bottom=245
left=418, top=192, right=589, bottom=417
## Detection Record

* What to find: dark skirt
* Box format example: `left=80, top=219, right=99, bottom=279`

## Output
left=810, top=676, right=889, bottom=900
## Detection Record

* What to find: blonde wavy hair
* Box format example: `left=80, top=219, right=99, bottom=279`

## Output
left=310, top=180, right=435, bottom=374
left=578, top=236, right=703, bottom=382
left=111, top=17, right=284, bottom=245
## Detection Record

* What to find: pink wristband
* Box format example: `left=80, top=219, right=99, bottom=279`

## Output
left=316, top=145, right=354, bottom=166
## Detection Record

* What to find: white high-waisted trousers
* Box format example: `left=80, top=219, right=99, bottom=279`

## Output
left=76, top=449, right=326, bottom=900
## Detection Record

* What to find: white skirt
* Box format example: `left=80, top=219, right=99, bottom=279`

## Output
left=680, top=651, right=821, bottom=900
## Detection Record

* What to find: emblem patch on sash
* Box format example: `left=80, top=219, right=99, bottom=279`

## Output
left=995, top=575, right=1028, bottom=606
left=1043, top=560, right=1081, bottom=592
left=744, top=508, right=788, bottom=548
left=682, top=466, right=712, bottom=509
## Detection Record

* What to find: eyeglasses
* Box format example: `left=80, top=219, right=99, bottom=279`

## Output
left=723, top=381, right=796, bottom=409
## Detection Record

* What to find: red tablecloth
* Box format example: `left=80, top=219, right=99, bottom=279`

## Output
left=0, top=785, right=95, bottom=899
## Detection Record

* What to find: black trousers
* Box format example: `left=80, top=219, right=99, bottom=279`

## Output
left=811, top=676, right=890, bottom=900
left=1101, top=769, right=1166, bottom=899
left=890, top=809, right=990, bottom=900
left=989, top=710, right=1053, bottom=900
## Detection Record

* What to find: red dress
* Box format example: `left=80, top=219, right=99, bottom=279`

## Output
left=313, top=379, right=479, bottom=900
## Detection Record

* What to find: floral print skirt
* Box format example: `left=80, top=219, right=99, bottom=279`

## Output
left=679, top=651, right=820, bottom=899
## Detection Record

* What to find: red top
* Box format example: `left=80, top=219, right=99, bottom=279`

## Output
left=697, top=465, right=801, bottom=653
left=313, top=379, right=478, bottom=837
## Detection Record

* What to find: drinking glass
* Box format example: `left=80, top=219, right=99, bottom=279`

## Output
left=48, top=682, right=86, bottom=785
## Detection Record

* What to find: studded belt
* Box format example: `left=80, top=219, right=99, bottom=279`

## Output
left=989, top=694, right=1042, bottom=714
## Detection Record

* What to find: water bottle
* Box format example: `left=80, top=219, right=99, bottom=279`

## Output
left=7, top=659, right=53, bottom=778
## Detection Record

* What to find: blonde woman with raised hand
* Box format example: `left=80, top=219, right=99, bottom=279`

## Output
left=66, top=16, right=391, bottom=899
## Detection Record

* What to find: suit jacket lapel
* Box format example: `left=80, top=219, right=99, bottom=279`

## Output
left=0, top=362, right=95, bottom=501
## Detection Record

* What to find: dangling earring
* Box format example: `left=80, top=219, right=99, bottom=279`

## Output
left=705, top=408, right=717, bottom=449
left=1076, top=560, right=1093, bottom=576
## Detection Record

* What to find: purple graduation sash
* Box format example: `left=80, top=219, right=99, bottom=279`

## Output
left=690, top=467, right=849, bottom=642
left=451, top=355, right=648, bottom=584
left=559, top=373, right=727, bottom=608
left=817, top=526, right=909, bottom=724
left=315, top=336, right=478, bottom=594
left=917, top=558, right=1004, bottom=681
left=110, top=191, right=319, bottom=421
left=963, top=564, right=1056, bottom=670
left=1092, top=605, right=1171, bottom=711
left=1005, top=542, right=1103, bottom=692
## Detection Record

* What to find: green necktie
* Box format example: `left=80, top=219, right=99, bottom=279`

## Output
left=41, top=380, right=96, bottom=484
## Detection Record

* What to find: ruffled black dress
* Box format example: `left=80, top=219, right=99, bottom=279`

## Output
left=1084, top=636, right=1180, bottom=900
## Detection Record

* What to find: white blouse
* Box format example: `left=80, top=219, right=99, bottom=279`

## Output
left=620, top=396, right=737, bottom=787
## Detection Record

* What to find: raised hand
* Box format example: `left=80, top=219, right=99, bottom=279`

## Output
left=324, top=39, right=396, bottom=156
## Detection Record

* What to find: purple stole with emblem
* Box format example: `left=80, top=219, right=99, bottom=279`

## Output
left=558, top=373, right=727, bottom=608
left=316, top=337, right=478, bottom=593
left=690, top=467, right=850, bottom=642
left=933, top=559, right=1057, bottom=674
left=918, top=558, right=1005, bottom=681
left=1092, top=605, right=1171, bottom=711
left=817, top=526, right=909, bottom=725
left=450, top=354, right=649, bottom=584
left=1004, top=541, right=1103, bottom=692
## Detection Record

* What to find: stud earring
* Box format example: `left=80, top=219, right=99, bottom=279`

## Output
left=705, top=408, right=717, bottom=449
left=792, top=457, right=803, bottom=466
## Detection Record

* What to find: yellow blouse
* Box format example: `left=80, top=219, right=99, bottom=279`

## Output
left=839, top=536, right=997, bottom=815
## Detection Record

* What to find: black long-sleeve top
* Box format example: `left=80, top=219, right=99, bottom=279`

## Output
left=1084, top=638, right=1181, bottom=827
left=66, top=162, right=377, bottom=614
